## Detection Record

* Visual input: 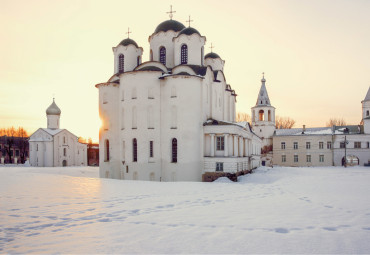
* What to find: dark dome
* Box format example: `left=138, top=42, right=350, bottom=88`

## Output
left=205, top=52, right=221, bottom=59
left=154, top=20, right=185, bottom=34
left=178, top=27, right=201, bottom=36
left=137, top=66, right=164, bottom=72
left=119, top=38, right=139, bottom=48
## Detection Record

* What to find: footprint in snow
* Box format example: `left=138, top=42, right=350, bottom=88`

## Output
left=275, top=228, right=289, bottom=234
left=323, top=227, right=337, bottom=231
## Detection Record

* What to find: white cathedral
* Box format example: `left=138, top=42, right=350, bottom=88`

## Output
left=29, top=99, right=87, bottom=167
left=96, top=15, right=264, bottom=182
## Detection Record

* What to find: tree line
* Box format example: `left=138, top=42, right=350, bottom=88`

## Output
left=0, top=127, right=29, bottom=164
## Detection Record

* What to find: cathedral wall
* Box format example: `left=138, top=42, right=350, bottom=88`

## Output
left=160, top=76, right=204, bottom=181
left=113, top=45, right=143, bottom=73
left=149, top=31, right=178, bottom=68
left=204, top=58, right=224, bottom=72
left=173, top=35, right=205, bottom=66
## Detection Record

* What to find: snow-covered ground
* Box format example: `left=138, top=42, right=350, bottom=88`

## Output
left=1, top=166, right=370, bottom=254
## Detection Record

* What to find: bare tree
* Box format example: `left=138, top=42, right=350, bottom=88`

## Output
left=15, top=127, right=28, bottom=164
left=3, top=127, right=16, bottom=163
left=275, top=116, right=296, bottom=129
left=236, top=112, right=251, bottom=123
left=326, top=118, right=347, bottom=127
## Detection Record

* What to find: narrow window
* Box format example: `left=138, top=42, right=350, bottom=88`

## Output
left=216, top=162, right=223, bottom=171
left=63, top=136, right=66, bottom=144
left=282, top=155, right=286, bottom=162
left=118, top=54, right=124, bottom=73
left=367, top=110, right=369, bottom=116
left=122, top=141, right=125, bottom=159
left=159, top=47, right=166, bottom=66
left=294, top=155, right=298, bottom=162
left=354, top=142, right=361, bottom=148
left=63, top=148, right=66, bottom=156
left=293, top=142, right=298, bottom=150
left=340, top=142, right=345, bottom=148
left=181, top=44, right=188, bottom=64
left=172, top=138, right=177, bottom=163
left=133, top=138, right=137, bottom=162
left=268, top=110, right=271, bottom=121
left=259, top=110, right=264, bottom=121
left=306, top=142, right=311, bottom=149
left=319, top=142, right=324, bottom=149
left=137, top=56, right=141, bottom=66
left=105, top=139, right=109, bottom=161
left=327, top=141, right=332, bottom=149
left=37, top=144, right=39, bottom=151
left=319, top=155, right=324, bottom=162
left=306, top=155, right=311, bottom=162
left=367, top=142, right=369, bottom=148
left=216, top=136, right=225, bottom=151
left=149, top=141, right=154, bottom=158
left=281, top=142, right=286, bottom=149
left=150, top=49, right=153, bottom=61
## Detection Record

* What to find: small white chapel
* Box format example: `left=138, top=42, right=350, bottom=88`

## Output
left=29, top=99, right=87, bottom=167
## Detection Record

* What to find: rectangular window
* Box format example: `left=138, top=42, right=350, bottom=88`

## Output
left=306, top=155, right=311, bottom=162
left=327, top=141, right=332, bottom=149
left=149, top=141, right=154, bottom=158
left=294, top=155, right=298, bottom=162
left=10, top=150, right=13, bottom=156
left=281, top=142, right=286, bottom=149
left=319, top=142, right=323, bottom=149
left=319, top=155, right=324, bottom=162
left=293, top=142, right=298, bottom=150
left=340, top=142, right=345, bottom=149
left=15, top=150, right=19, bottom=156
left=354, top=142, right=361, bottom=148
left=306, top=142, right=311, bottom=149
left=216, top=136, right=224, bottom=151
left=367, top=142, right=369, bottom=148
left=282, top=155, right=286, bottom=162
left=216, top=162, right=223, bottom=172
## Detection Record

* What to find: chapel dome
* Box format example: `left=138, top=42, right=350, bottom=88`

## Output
left=46, top=99, right=61, bottom=115
left=178, top=27, right=201, bottom=36
left=205, top=52, right=221, bottom=59
left=154, top=20, right=185, bottom=34
left=119, top=38, right=139, bottom=48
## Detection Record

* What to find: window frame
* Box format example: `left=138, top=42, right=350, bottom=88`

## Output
left=133, top=138, right=137, bottom=162
left=281, top=142, right=286, bottom=150
left=118, top=54, right=124, bottom=73
left=306, top=142, right=311, bottom=149
left=181, top=44, right=188, bottom=64
left=216, top=136, right=225, bottom=151
left=293, top=142, right=298, bottom=150
left=216, top=162, right=223, bottom=172
left=171, top=138, right=177, bottom=163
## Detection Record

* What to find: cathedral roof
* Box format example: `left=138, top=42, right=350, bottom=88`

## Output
left=46, top=99, right=61, bottom=115
left=255, top=74, right=271, bottom=106
left=137, top=66, right=164, bottom=72
left=178, top=27, right=201, bottom=36
left=154, top=20, right=185, bottom=34
left=205, top=52, right=221, bottom=59
left=119, top=38, right=139, bottom=48
left=363, top=87, right=370, bottom=102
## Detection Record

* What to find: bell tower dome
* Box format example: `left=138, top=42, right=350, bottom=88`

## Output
left=46, top=98, right=61, bottom=129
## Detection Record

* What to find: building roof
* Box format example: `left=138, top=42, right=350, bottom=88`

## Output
left=275, top=127, right=332, bottom=136
left=154, top=20, right=185, bottom=34
left=137, top=66, right=164, bottom=72
left=187, top=65, right=207, bottom=76
left=205, top=52, right=220, bottom=59
left=255, top=74, right=271, bottom=106
left=41, top=128, right=64, bottom=136
left=46, top=99, right=61, bottom=115
left=333, top=125, right=362, bottom=134
left=363, top=87, right=370, bottom=102
left=178, top=27, right=201, bottom=36
left=119, top=38, right=139, bottom=48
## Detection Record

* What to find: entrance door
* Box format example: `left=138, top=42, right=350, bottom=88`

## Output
left=62, top=160, right=67, bottom=167
left=262, top=160, right=266, bottom=166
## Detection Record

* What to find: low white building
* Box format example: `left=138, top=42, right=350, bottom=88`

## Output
left=29, top=99, right=87, bottom=167
left=96, top=16, right=262, bottom=181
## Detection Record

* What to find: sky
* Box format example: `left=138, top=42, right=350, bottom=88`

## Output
left=1, top=0, right=369, bottom=142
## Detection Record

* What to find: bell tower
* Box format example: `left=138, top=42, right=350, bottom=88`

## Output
left=46, top=98, right=61, bottom=130
left=362, top=87, right=370, bottom=134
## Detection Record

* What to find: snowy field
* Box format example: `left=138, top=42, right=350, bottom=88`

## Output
left=1, top=166, right=370, bottom=254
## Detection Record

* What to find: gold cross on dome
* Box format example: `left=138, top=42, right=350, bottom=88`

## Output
left=166, top=5, right=176, bottom=20
left=209, top=43, right=215, bottom=52
left=126, top=27, right=132, bottom=38
left=186, top=15, right=193, bottom=27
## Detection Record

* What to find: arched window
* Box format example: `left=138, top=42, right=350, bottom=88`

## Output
left=172, top=138, right=177, bottom=163
left=105, top=139, right=109, bottom=161
left=63, top=148, right=66, bottom=156
left=259, top=110, right=264, bottom=121
left=268, top=110, right=271, bottom=121
left=181, top=44, right=188, bottom=64
left=118, top=54, right=124, bottom=73
left=159, top=47, right=166, bottom=66
left=367, top=110, right=369, bottom=116
left=133, top=138, right=137, bottom=162
left=150, top=49, right=153, bottom=61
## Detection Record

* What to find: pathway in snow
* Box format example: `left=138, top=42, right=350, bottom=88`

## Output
left=1, top=166, right=370, bottom=253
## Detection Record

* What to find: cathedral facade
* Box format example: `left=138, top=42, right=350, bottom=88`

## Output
left=96, top=17, right=262, bottom=181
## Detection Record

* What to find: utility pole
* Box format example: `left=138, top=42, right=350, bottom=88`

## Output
left=344, top=135, right=347, bottom=168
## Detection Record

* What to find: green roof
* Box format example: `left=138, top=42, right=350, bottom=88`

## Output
left=154, top=20, right=185, bottom=33
left=205, top=52, right=220, bottom=59
left=178, top=27, right=201, bottom=36
left=119, top=38, right=139, bottom=48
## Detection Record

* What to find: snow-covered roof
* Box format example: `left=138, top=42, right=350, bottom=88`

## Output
left=275, top=127, right=332, bottom=136
left=41, top=128, right=64, bottom=136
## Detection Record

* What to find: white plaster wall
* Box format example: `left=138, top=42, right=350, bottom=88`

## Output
left=204, top=58, right=225, bottom=71
left=47, top=115, right=60, bottom=129
left=173, top=34, right=205, bottom=66
left=149, top=31, right=178, bottom=68
left=333, top=134, right=370, bottom=166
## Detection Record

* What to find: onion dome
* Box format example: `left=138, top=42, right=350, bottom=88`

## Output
left=205, top=52, right=221, bottom=59
left=46, top=99, right=61, bottom=115
left=154, top=20, right=185, bottom=34
left=119, top=38, right=139, bottom=48
left=178, top=27, right=201, bottom=36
